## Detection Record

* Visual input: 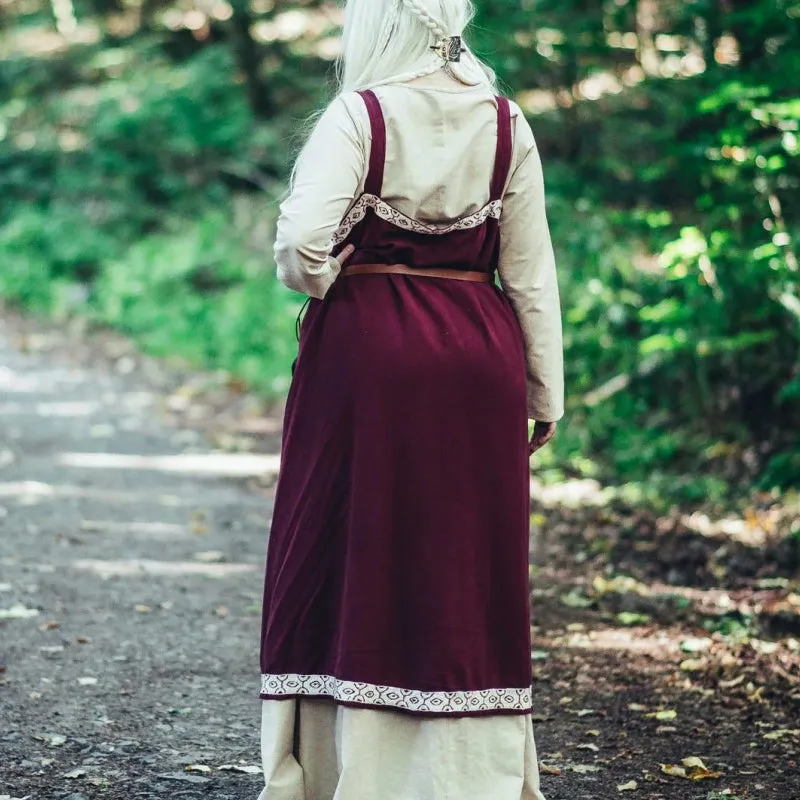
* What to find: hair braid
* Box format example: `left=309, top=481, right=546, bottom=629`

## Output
left=400, top=0, right=448, bottom=40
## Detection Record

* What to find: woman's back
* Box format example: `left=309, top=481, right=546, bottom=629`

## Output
left=275, top=77, right=563, bottom=422
left=347, top=81, right=525, bottom=222
left=277, top=76, right=534, bottom=240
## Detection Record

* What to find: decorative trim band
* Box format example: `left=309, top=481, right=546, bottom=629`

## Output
left=331, top=195, right=503, bottom=247
left=260, top=673, right=532, bottom=715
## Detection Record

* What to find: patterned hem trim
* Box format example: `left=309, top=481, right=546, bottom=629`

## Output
left=260, top=673, right=532, bottom=714
left=330, top=195, right=503, bottom=247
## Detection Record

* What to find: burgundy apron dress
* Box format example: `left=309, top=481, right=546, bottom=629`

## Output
left=260, top=91, right=533, bottom=717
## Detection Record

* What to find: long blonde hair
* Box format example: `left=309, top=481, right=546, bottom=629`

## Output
left=337, top=0, right=496, bottom=92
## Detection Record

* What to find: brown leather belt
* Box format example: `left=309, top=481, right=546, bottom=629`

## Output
left=343, top=263, right=492, bottom=283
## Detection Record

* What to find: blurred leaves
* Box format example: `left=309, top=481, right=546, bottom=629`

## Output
left=0, top=0, right=798, bottom=494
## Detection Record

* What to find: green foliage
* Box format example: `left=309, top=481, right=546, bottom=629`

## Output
left=92, top=211, right=302, bottom=394
left=505, top=0, right=800, bottom=494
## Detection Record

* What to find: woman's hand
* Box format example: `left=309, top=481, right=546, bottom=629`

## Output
left=333, top=244, right=355, bottom=270
left=529, top=421, right=557, bottom=455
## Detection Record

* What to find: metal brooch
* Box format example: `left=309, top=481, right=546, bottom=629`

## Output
left=430, top=35, right=466, bottom=63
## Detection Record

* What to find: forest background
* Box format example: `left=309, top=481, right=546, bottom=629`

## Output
left=1, top=0, right=798, bottom=505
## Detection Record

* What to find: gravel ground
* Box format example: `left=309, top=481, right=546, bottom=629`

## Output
left=0, top=312, right=275, bottom=800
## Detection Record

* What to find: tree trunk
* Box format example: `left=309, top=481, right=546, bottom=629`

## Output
left=725, top=0, right=765, bottom=69
left=50, top=0, right=78, bottom=37
left=636, top=0, right=660, bottom=75
left=700, top=0, right=723, bottom=69
left=229, top=0, right=273, bottom=119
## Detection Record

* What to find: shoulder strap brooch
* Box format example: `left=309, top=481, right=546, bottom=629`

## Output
left=430, top=35, right=466, bottom=63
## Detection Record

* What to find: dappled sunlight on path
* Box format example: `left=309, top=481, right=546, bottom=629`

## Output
left=57, top=450, right=280, bottom=478
left=72, top=558, right=259, bottom=579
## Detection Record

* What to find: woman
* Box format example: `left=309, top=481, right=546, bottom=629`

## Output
left=258, top=1, right=564, bottom=798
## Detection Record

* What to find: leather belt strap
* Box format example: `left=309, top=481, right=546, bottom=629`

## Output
left=343, top=264, right=492, bottom=283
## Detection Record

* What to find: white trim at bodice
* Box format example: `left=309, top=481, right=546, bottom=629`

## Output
left=330, top=194, right=503, bottom=247
left=260, top=672, right=532, bottom=715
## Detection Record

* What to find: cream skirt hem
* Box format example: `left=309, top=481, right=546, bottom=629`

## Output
left=256, top=698, right=547, bottom=800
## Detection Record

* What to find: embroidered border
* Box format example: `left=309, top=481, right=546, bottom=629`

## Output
left=260, top=673, right=532, bottom=714
left=330, top=195, right=503, bottom=247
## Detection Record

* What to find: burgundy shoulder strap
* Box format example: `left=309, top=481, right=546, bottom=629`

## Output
left=490, top=96, right=513, bottom=201
left=357, top=89, right=386, bottom=197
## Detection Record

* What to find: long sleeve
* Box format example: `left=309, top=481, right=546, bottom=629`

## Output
left=498, top=116, right=565, bottom=422
left=274, top=95, right=367, bottom=299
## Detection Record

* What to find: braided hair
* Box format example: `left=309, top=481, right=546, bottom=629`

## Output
left=400, top=0, right=448, bottom=40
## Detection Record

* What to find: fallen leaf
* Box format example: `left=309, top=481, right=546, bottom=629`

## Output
left=682, top=757, right=706, bottom=769
left=214, top=606, right=229, bottom=618
left=157, top=772, right=210, bottom=784
left=680, top=658, right=707, bottom=672
left=593, top=575, right=649, bottom=596
left=38, top=621, right=61, bottom=631
left=539, top=764, right=562, bottom=776
left=33, top=733, right=66, bottom=747
left=194, top=550, right=226, bottom=563
left=647, top=709, right=677, bottom=721
left=747, top=685, right=766, bottom=704
left=763, top=729, right=800, bottom=740
left=185, top=765, right=212, bottom=773
left=560, top=591, right=594, bottom=609
left=0, top=604, right=39, bottom=620
left=577, top=743, right=599, bottom=752
left=616, top=612, right=650, bottom=626
left=190, top=511, right=209, bottom=535
left=568, top=764, right=601, bottom=774
left=75, top=636, right=91, bottom=645
left=680, top=637, right=712, bottom=653
left=617, top=780, right=638, bottom=791
left=575, top=708, right=597, bottom=717
left=655, top=725, right=677, bottom=734
left=750, top=638, right=779, bottom=655
left=134, top=604, right=152, bottom=614
left=681, top=756, right=723, bottom=780
left=661, top=757, right=723, bottom=781
left=217, top=764, right=263, bottom=774
left=63, top=768, right=87, bottom=779
left=586, top=730, right=600, bottom=737
left=718, top=674, right=745, bottom=689
left=627, top=703, right=648, bottom=712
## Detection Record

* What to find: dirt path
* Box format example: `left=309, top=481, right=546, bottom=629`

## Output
left=1, top=310, right=798, bottom=800
left=0, top=312, right=277, bottom=800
